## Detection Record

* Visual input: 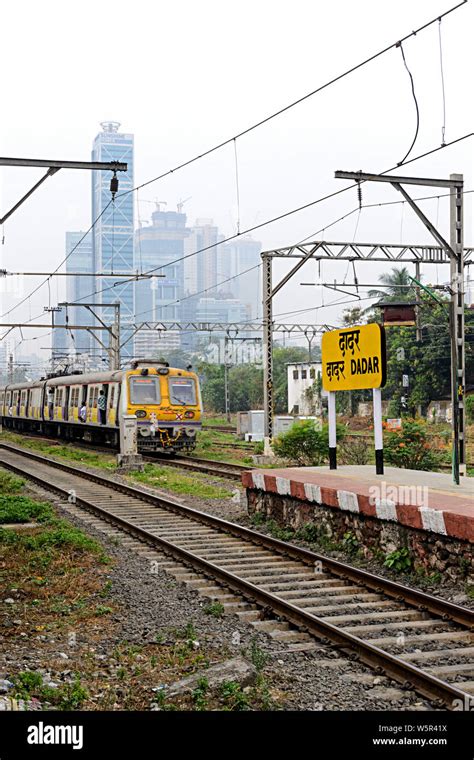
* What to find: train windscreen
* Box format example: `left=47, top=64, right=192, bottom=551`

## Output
left=168, top=378, right=197, bottom=406
left=129, top=376, right=161, bottom=404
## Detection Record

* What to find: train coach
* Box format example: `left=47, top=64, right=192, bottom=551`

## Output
left=0, top=360, right=202, bottom=454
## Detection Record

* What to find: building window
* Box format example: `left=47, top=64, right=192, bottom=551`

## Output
left=310, top=368, right=316, bottom=379
left=301, top=370, right=307, bottom=379
left=293, top=370, right=299, bottom=380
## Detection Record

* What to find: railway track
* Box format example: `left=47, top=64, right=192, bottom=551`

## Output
left=1, top=441, right=473, bottom=708
left=0, top=433, right=247, bottom=481
left=150, top=454, right=248, bottom=481
left=202, top=424, right=236, bottom=433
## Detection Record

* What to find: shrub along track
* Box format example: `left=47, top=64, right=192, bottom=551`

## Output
left=0, top=441, right=473, bottom=709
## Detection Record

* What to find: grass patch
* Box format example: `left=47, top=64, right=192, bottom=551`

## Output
left=0, top=495, right=53, bottom=524
left=0, top=469, right=25, bottom=493
left=203, top=601, right=225, bottom=617
left=0, top=518, right=107, bottom=556
left=128, top=464, right=229, bottom=499
left=12, top=671, right=89, bottom=709
left=0, top=432, right=116, bottom=470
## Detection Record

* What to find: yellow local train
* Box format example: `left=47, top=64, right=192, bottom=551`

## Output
left=0, top=360, right=202, bottom=454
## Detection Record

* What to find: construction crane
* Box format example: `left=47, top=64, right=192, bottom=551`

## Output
left=177, top=196, right=191, bottom=213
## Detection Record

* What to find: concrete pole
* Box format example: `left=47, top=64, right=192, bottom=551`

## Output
left=450, top=174, right=465, bottom=481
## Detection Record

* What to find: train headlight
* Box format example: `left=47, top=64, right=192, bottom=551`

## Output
left=135, top=410, right=147, bottom=418
left=184, top=411, right=195, bottom=418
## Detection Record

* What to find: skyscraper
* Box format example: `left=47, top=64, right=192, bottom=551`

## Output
left=184, top=219, right=224, bottom=295
left=221, top=236, right=262, bottom=319
left=134, top=207, right=190, bottom=355
left=91, top=122, right=134, bottom=361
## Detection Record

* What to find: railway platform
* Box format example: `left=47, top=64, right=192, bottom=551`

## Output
left=242, top=465, right=474, bottom=577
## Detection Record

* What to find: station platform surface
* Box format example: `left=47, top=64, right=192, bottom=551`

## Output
left=242, top=465, right=474, bottom=542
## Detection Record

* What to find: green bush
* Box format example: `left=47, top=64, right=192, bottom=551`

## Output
left=383, top=547, right=412, bottom=573
left=466, top=395, right=474, bottom=424
left=273, top=420, right=345, bottom=466
left=384, top=419, right=442, bottom=471
left=0, top=470, right=25, bottom=494
left=0, top=496, right=53, bottom=524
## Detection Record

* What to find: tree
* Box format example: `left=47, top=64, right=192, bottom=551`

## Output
left=368, top=266, right=416, bottom=303
left=341, top=306, right=365, bottom=327
left=379, top=294, right=474, bottom=416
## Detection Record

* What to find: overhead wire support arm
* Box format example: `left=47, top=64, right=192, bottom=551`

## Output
left=0, top=167, right=59, bottom=226
left=0, top=157, right=127, bottom=226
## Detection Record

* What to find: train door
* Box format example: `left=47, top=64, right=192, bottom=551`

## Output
left=20, top=390, right=24, bottom=417
left=54, top=388, right=60, bottom=420
left=63, top=386, right=69, bottom=421
left=79, top=385, right=87, bottom=423
left=70, top=386, right=79, bottom=422
left=108, top=384, right=117, bottom=426
left=87, top=385, right=97, bottom=424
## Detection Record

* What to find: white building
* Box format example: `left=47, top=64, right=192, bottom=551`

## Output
left=133, top=328, right=181, bottom=358
left=287, top=361, right=325, bottom=415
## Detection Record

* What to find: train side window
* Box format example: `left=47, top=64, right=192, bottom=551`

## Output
left=88, top=387, right=94, bottom=408
left=109, top=385, right=115, bottom=409
left=93, top=387, right=99, bottom=408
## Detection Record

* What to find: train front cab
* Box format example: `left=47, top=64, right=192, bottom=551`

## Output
left=126, top=365, right=202, bottom=453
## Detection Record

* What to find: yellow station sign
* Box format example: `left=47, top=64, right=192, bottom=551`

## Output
left=322, top=323, right=386, bottom=391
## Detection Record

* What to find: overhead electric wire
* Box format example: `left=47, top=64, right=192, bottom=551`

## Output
left=397, top=42, right=420, bottom=164
left=438, top=18, right=447, bottom=145
left=2, top=3, right=469, bottom=328
left=112, top=1, right=468, bottom=202
left=60, top=131, right=474, bottom=317
left=0, top=199, right=113, bottom=320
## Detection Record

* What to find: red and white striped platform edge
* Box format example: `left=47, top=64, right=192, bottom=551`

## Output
left=241, top=466, right=474, bottom=543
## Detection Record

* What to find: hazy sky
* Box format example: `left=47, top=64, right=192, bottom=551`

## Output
left=0, top=0, right=472, bottom=362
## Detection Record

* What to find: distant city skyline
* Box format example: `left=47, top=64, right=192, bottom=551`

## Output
left=59, top=123, right=262, bottom=367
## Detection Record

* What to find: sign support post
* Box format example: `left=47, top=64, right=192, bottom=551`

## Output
left=373, top=388, right=384, bottom=475
left=328, top=391, right=337, bottom=469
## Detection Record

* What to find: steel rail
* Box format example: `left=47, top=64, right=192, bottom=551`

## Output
left=0, top=441, right=472, bottom=707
